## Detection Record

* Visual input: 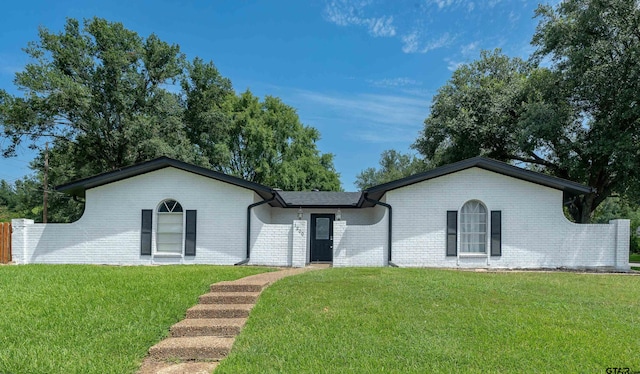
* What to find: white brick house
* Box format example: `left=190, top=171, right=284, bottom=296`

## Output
left=11, top=157, right=630, bottom=270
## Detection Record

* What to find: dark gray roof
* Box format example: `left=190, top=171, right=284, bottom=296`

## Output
left=56, top=157, right=274, bottom=199
left=275, top=191, right=361, bottom=208
left=363, top=156, right=593, bottom=203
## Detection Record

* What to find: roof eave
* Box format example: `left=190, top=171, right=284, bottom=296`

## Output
left=363, top=157, right=592, bottom=198
left=56, top=157, right=274, bottom=198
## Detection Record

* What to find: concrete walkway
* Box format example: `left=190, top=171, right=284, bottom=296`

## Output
left=137, top=266, right=323, bottom=374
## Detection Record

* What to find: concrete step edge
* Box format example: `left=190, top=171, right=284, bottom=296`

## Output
left=170, top=318, right=247, bottom=337
left=149, top=336, right=234, bottom=360
left=186, top=304, right=253, bottom=319
left=209, top=282, right=266, bottom=292
left=199, top=292, right=260, bottom=304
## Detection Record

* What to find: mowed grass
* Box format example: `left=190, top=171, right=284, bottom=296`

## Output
left=630, top=253, right=640, bottom=263
left=217, top=268, right=640, bottom=373
left=0, top=265, right=271, bottom=374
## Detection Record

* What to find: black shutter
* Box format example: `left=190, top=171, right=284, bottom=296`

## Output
left=446, top=211, right=457, bottom=256
left=491, top=211, right=501, bottom=256
left=185, top=210, right=197, bottom=256
left=141, top=210, right=152, bottom=255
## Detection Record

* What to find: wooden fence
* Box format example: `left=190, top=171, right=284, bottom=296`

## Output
left=1, top=222, right=11, bottom=264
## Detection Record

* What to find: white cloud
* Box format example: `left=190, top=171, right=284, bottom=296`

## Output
left=293, top=89, right=429, bottom=143
left=368, top=15, right=396, bottom=37
left=368, top=77, right=422, bottom=88
left=401, top=31, right=420, bottom=53
left=422, top=33, right=455, bottom=52
left=324, top=0, right=396, bottom=37
left=425, top=0, right=477, bottom=11
left=429, top=0, right=462, bottom=9
left=323, top=0, right=526, bottom=56
left=402, top=31, right=455, bottom=54
left=445, top=58, right=463, bottom=71
left=460, top=41, right=479, bottom=56
left=508, top=10, right=520, bottom=25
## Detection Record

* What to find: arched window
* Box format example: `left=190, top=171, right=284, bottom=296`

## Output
left=460, top=200, right=487, bottom=253
left=156, top=199, right=183, bottom=254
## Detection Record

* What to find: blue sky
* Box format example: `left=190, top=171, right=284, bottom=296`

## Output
left=0, top=0, right=550, bottom=191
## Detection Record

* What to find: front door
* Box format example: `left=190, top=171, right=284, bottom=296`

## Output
left=310, top=214, right=334, bottom=262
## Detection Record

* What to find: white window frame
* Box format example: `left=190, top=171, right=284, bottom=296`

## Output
left=459, top=200, right=488, bottom=256
left=155, top=199, right=184, bottom=257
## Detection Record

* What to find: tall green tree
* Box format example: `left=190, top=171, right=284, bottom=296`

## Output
left=225, top=91, right=340, bottom=190
left=0, top=17, right=200, bottom=174
left=181, top=57, right=234, bottom=168
left=413, top=50, right=535, bottom=165
left=414, top=0, right=640, bottom=223
left=531, top=0, right=640, bottom=222
left=182, top=61, right=342, bottom=190
left=355, top=149, right=426, bottom=190
left=1, top=17, right=344, bottom=222
left=0, top=17, right=205, bottom=222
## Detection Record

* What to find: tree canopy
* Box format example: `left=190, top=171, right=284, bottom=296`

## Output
left=354, top=150, right=425, bottom=190
left=0, top=17, right=340, bottom=222
left=411, top=0, right=640, bottom=223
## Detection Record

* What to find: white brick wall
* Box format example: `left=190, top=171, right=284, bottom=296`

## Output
left=291, top=220, right=307, bottom=267
left=388, top=167, right=629, bottom=270
left=333, top=207, right=388, bottom=267
left=250, top=207, right=385, bottom=267
left=12, top=165, right=628, bottom=270
left=13, top=167, right=254, bottom=265
left=249, top=222, right=292, bottom=266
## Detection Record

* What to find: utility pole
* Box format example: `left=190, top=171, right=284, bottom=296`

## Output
left=43, top=142, right=48, bottom=224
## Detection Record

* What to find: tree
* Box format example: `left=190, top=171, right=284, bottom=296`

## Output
left=0, top=17, right=202, bottom=177
left=592, top=195, right=640, bottom=253
left=413, top=50, right=535, bottom=165
left=0, top=17, right=207, bottom=222
left=1, top=17, right=343, bottom=222
left=182, top=63, right=342, bottom=190
left=0, top=180, right=18, bottom=221
left=224, top=91, right=340, bottom=191
left=355, top=149, right=426, bottom=190
left=531, top=0, right=640, bottom=222
left=413, top=0, right=640, bottom=224
left=181, top=57, right=234, bottom=168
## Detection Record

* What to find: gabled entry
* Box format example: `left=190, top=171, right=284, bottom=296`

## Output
left=310, top=214, right=334, bottom=262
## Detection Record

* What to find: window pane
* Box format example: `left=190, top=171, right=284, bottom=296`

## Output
left=315, top=218, right=330, bottom=240
left=157, top=200, right=183, bottom=253
left=460, top=200, right=487, bottom=253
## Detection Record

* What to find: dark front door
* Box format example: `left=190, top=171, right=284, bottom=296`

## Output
left=311, top=214, right=334, bottom=262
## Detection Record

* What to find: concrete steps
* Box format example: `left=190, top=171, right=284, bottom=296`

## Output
left=149, top=336, right=235, bottom=360
left=185, top=303, right=254, bottom=319
left=199, top=291, right=261, bottom=304
left=170, top=318, right=247, bottom=337
left=147, top=279, right=268, bottom=363
left=141, top=267, right=318, bottom=373
left=210, top=281, right=266, bottom=293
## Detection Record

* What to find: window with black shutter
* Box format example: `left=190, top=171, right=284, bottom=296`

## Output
left=185, top=210, right=197, bottom=256
left=490, top=211, right=501, bottom=256
left=141, top=210, right=152, bottom=255
left=446, top=211, right=457, bottom=256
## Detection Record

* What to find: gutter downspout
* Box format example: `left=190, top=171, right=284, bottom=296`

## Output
left=364, top=196, right=397, bottom=267
left=235, top=194, right=276, bottom=266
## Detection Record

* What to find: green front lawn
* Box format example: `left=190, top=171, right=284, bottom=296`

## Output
left=217, top=268, right=640, bottom=373
left=630, top=253, right=640, bottom=263
left=0, top=265, right=271, bottom=374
